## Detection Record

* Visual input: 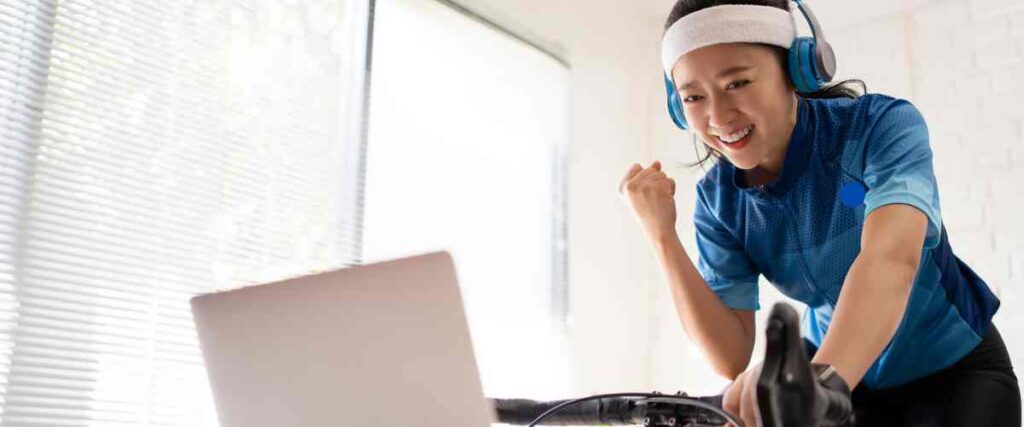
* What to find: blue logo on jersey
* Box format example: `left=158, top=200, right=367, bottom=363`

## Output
left=840, top=182, right=866, bottom=207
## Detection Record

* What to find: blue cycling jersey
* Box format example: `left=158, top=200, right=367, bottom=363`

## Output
left=693, top=93, right=1000, bottom=390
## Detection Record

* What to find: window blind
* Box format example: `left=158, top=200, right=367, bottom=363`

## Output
left=0, top=1, right=55, bottom=422
left=0, top=0, right=371, bottom=425
left=2, top=0, right=570, bottom=424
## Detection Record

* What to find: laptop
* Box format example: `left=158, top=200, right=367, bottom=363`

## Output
left=190, top=250, right=496, bottom=426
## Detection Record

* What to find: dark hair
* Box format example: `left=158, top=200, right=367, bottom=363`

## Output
left=665, top=0, right=867, bottom=169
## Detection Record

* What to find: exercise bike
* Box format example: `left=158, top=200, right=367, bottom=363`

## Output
left=488, top=302, right=854, bottom=427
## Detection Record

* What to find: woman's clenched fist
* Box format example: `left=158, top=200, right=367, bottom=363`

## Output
left=618, top=160, right=677, bottom=241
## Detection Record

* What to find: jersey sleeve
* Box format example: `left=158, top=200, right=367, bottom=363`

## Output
left=693, top=185, right=760, bottom=311
left=862, top=99, right=942, bottom=249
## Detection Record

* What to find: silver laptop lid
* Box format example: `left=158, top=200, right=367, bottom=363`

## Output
left=190, top=251, right=494, bottom=427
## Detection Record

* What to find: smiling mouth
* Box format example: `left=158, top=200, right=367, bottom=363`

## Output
left=717, top=124, right=754, bottom=145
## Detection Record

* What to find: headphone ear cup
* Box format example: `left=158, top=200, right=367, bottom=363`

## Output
left=788, top=37, right=822, bottom=93
left=664, top=75, right=689, bottom=130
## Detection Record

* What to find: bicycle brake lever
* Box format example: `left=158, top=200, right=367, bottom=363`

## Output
left=756, top=302, right=817, bottom=427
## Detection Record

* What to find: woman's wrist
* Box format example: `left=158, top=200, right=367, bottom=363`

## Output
left=648, top=227, right=681, bottom=248
left=811, top=362, right=851, bottom=395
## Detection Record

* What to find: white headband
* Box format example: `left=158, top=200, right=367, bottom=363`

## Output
left=661, top=4, right=797, bottom=76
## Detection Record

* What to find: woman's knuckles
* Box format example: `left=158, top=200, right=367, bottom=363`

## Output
left=627, top=180, right=665, bottom=195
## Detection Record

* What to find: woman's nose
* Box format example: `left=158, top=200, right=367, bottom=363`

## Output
left=706, top=94, right=738, bottom=130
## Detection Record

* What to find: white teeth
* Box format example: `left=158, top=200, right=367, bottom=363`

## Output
left=719, top=125, right=753, bottom=143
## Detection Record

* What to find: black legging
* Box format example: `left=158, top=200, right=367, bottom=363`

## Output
left=808, top=324, right=1022, bottom=426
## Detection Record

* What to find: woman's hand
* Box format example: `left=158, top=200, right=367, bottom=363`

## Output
left=720, top=362, right=764, bottom=427
left=618, top=160, right=677, bottom=241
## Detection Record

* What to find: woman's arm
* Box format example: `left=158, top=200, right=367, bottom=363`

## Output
left=650, top=231, right=756, bottom=380
left=620, top=160, right=755, bottom=379
left=810, top=203, right=928, bottom=389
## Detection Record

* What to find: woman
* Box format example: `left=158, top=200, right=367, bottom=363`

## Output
left=619, top=0, right=1021, bottom=425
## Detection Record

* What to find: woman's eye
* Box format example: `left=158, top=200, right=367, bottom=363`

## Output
left=726, top=80, right=750, bottom=90
left=681, top=81, right=749, bottom=103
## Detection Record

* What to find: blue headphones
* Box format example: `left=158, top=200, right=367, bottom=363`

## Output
left=664, top=0, right=836, bottom=130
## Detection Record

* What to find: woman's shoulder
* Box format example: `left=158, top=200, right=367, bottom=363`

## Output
left=694, top=158, right=745, bottom=216
left=695, top=158, right=731, bottom=196
left=806, top=92, right=925, bottom=128
left=806, top=92, right=928, bottom=160
left=804, top=91, right=907, bottom=106
left=845, top=93, right=928, bottom=144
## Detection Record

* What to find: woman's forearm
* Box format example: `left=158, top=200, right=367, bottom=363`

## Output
left=650, top=231, right=755, bottom=379
left=811, top=252, right=916, bottom=389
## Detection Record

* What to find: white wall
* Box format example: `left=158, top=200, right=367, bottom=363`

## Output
left=645, top=0, right=1024, bottom=401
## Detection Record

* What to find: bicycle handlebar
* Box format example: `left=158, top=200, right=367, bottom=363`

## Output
left=489, top=302, right=854, bottom=426
left=491, top=396, right=641, bottom=425
left=491, top=393, right=732, bottom=426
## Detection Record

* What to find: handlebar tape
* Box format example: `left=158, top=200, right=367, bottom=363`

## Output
left=490, top=397, right=640, bottom=425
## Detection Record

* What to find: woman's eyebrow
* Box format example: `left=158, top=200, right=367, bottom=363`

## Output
left=679, top=65, right=753, bottom=91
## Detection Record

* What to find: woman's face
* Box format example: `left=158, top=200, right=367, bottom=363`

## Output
left=671, top=42, right=798, bottom=176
